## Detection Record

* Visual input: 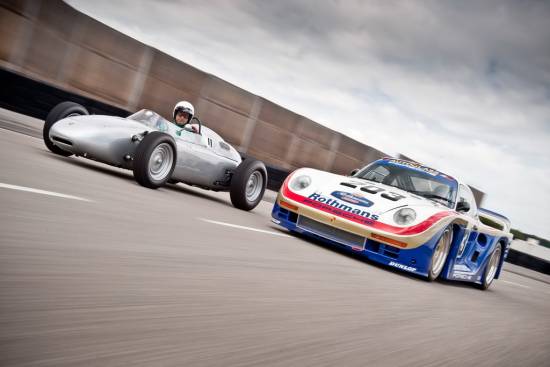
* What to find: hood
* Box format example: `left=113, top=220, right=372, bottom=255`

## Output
left=56, top=115, right=148, bottom=130
left=284, top=168, right=452, bottom=227
left=49, top=114, right=152, bottom=143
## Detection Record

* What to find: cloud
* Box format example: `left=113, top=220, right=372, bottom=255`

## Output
left=66, top=0, right=550, bottom=238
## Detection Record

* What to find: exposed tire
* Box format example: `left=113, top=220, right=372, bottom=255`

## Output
left=427, top=226, right=453, bottom=281
left=133, top=132, right=176, bottom=189
left=230, top=159, right=267, bottom=211
left=478, top=244, right=502, bottom=290
left=43, top=101, right=88, bottom=156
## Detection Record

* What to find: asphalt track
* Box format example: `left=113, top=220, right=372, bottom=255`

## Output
left=1, top=110, right=549, bottom=367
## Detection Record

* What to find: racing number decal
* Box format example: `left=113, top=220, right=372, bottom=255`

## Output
left=361, top=185, right=384, bottom=194
left=360, top=185, right=404, bottom=201
left=381, top=192, right=406, bottom=201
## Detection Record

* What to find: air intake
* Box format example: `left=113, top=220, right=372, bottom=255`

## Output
left=52, top=136, right=73, bottom=146
left=297, top=215, right=365, bottom=249
left=340, top=182, right=357, bottom=189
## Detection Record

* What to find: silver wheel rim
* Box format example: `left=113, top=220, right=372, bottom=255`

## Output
left=485, top=246, right=501, bottom=285
left=245, top=171, right=263, bottom=202
left=148, top=143, right=173, bottom=181
left=431, top=228, right=452, bottom=277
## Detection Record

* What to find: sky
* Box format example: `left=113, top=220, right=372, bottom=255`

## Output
left=66, top=0, right=550, bottom=239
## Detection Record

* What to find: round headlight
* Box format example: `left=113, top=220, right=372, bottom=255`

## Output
left=393, top=208, right=417, bottom=225
left=290, top=175, right=312, bottom=191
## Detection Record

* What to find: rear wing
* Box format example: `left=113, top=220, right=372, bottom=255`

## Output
left=478, top=208, right=511, bottom=232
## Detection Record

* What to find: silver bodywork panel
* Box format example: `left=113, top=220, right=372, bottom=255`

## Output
left=49, top=110, right=242, bottom=190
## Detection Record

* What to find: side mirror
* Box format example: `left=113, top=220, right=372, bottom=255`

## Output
left=456, top=200, right=470, bottom=213
left=350, top=168, right=359, bottom=176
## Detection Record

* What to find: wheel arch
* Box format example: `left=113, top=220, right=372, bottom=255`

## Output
left=440, top=221, right=468, bottom=278
left=143, top=131, right=176, bottom=149
left=493, top=238, right=509, bottom=280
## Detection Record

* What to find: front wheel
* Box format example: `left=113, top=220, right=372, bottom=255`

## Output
left=427, top=226, right=453, bottom=281
left=230, top=159, right=267, bottom=211
left=133, top=132, right=176, bottom=189
left=478, top=245, right=502, bottom=290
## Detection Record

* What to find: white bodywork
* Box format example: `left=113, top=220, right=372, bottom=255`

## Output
left=278, top=164, right=511, bottom=249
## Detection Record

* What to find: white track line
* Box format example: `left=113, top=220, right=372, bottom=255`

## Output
left=0, top=183, right=92, bottom=202
left=502, top=280, right=531, bottom=289
left=200, top=218, right=292, bottom=238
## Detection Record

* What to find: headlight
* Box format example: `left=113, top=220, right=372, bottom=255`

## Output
left=393, top=208, right=417, bottom=225
left=289, top=175, right=312, bottom=191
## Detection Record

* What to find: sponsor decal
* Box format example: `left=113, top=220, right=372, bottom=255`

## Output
left=452, top=273, right=472, bottom=281
left=331, top=191, right=374, bottom=207
left=388, top=159, right=439, bottom=176
left=453, top=264, right=470, bottom=272
left=388, top=261, right=417, bottom=272
left=439, top=173, right=455, bottom=181
left=306, top=193, right=379, bottom=224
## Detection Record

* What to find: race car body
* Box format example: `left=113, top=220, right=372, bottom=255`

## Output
left=43, top=102, right=267, bottom=211
left=272, top=158, right=512, bottom=289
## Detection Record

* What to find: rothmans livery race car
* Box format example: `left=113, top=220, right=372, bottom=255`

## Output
left=272, top=158, right=512, bottom=289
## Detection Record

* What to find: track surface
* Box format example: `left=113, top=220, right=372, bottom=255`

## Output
left=1, top=114, right=550, bottom=366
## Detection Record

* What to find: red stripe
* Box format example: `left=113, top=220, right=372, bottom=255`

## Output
left=281, top=183, right=454, bottom=236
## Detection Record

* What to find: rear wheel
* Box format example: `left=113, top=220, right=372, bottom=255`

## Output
left=43, top=101, right=88, bottom=156
left=427, top=226, right=453, bottom=281
left=478, top=245, right=502, bottom=290
left=230, top=159, right=267, bottom=211
left=133, top=132, right=176, bottom=189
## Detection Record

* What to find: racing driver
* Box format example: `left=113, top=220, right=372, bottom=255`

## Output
left=173, top=100, right=198, bottom=133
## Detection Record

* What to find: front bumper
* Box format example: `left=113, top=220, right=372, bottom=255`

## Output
left=272, top=200, right=446, bottom=278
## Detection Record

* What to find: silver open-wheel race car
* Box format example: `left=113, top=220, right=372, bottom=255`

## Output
left=42, top=101, right=268, bottom=210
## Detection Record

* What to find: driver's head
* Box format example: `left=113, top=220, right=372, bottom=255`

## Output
left=173, top=101, right=194, bottom=126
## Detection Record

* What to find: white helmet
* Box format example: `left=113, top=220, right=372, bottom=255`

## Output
left=173, top=101, right=194, bottom=121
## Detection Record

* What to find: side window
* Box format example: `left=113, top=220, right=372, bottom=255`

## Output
left=457, top=184, right=477, bottom=217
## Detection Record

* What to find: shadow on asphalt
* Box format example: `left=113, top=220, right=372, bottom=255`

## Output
left=163, top=182, right=230, bottom=207
left=37, top=148, right=234, bottom=208
left=37, top=149, right=135, bottom=182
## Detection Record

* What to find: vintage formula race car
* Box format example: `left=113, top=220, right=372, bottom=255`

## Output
left=272, top=158, right=512, bottom=289
left=43, top=101, right=267, bottom=210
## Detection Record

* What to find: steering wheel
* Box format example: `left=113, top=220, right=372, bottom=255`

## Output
left=184, top=116, right=202, bottom=135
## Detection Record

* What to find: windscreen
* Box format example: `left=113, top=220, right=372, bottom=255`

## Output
left=355, top=160, right=458, bottom=208
left=127, top=109, right=180, bottom=135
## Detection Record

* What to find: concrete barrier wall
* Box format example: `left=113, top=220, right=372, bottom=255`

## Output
left=506, top=249, right=550, bottom=275
left=0, top=0, right=387, bottom=174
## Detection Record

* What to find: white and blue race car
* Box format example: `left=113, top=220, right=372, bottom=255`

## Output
left=272, top=158, right=512, bottom=290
